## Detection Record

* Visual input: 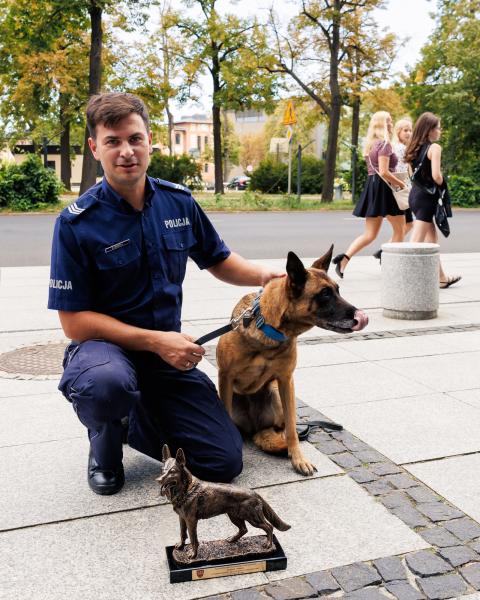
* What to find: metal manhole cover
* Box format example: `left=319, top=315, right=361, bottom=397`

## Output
left=0, top=342, right=66, bottom=379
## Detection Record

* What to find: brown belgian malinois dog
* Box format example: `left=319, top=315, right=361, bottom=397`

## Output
left=217, top=246, right=368, bottom=476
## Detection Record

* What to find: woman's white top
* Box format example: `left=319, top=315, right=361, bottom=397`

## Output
left=393, top=142, right=408, bottom=173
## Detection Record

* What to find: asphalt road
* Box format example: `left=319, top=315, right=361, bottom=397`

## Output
left=0, top=210, right=479, bottom=267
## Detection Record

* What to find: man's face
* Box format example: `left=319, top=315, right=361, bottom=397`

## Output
left=88, top=113, right=152, bottom=191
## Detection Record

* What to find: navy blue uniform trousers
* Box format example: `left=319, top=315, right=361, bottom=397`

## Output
left=59, top=340, right=243, bottom=482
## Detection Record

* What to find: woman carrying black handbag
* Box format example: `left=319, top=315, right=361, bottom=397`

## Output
left=405, top=112, right=461, bottom=288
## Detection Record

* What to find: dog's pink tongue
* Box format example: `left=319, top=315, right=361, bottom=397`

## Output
left=351, top=309, right=368, bottom=331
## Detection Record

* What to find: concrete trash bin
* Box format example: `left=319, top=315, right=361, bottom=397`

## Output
left=381, top=242, right=440, bottom=320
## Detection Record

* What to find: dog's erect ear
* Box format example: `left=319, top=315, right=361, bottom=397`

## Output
left=311, top=244, right=334, bottom=272
left=286, top=251, right=307, bottom=295
left=162, top=444, right=171, bottom=462
left=176, top=447, right=186, bottom=466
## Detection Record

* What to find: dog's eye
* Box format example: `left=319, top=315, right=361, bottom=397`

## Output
left=316, top=288, right=332, bottom=302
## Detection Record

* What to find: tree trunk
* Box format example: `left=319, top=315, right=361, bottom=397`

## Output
left=350, top=94, right=361, bottom=201
left=212, top=103, right=224, bottom=193
left=322, top=5, right=341, bottom=202
left=166, top=104, right=174, bottom=156
left=59, top=111, right=72, bottom=191
left=79, top=1, right=103, bottom=195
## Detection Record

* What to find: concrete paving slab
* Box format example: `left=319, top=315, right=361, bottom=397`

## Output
left=0, top=438, right=166, bottom=531
left=450, top=389, right=480, bottom=410
left=0, top=392, right=83, bottom=447
left=433, top=331, right=480, bottom=353
left=1, top=307, right=60, bottom=331
left=342, top=335, right=455, bottom=362
left=0, top=434, right=338, bottom=531
left=263, top=477, right=429, bottom=580
left=0, top=329, right=66, bottom=353
left=0, top=378, right=60, bottom=397
left=319, top=393, right=480, bottom=464
left=294, top=362, right=431, bottom=409
left=296, top=344, right=364, bottom=368
left=377, top=352, right=480, bottom=393
left=406, top=454, right=480, bottom=524
left=0, top=504, right=268, bottom=600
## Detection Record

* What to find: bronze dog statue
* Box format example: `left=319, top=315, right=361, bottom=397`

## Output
left=217, top=247, right=369, bottom=476
left=156, top=445, right=290, bottom=559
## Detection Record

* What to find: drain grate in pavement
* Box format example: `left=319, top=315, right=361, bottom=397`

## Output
left=0, top=342, right=65, bottom=378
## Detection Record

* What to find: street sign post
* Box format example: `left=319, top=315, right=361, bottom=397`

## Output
left=283, top=102, right=297, bottom=194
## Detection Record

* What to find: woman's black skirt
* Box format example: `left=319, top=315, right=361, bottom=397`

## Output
left=409, top=184, right=438, bottom=223
left=353, top=174, right=405, bottom=218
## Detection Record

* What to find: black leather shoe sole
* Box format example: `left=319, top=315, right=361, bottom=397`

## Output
left=88, top=449, right=125, bottom=495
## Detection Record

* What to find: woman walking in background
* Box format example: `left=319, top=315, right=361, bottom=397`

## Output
left=373, top=117, right=414, bottom=261
left=405, top=111, right=461, bottom=288
left=333, top=111, right=407, bottom=278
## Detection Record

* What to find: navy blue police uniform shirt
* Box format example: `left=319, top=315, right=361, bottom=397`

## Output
left=48, top=176, right=231, bottom=333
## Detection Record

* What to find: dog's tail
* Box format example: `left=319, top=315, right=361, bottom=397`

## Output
left=253, top=427, right=288, bottom=455
left=260, top=497, right=291, bottom=531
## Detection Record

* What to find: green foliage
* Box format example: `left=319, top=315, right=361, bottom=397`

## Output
left=249, top=159, right=288, bottom=193
left=298, top=155, right=325, bottom=194
left=448, top=175, right=480, bottom=207
left=250, top=156, right=324, bottom=194
left=342, top=158, right=368, bottom=201
left=0, top=155, right=62, bottom=210
left=403, top=0, right=480, bottom=176
left=147, top=153, right=203, bottom=189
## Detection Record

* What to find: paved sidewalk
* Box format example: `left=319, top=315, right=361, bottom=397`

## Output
left=1, top=253, right=480, bottom=600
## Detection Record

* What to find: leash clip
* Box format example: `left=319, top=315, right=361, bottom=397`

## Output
left=230, top=307, right=251, bottom=331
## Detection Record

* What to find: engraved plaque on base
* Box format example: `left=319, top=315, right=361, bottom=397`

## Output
left=166, top=534, right=287, bottom=583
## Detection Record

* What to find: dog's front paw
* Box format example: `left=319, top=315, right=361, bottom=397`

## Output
left=291, top=453, right=317, bottom=476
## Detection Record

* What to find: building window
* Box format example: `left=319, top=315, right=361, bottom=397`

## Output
left=204, top=164, right=209, bottom=173
left=175, top=133, right=181, bottom=145
left=204, top=136, right=209, bottom=146
left=197, top=136, right=201, bottom=150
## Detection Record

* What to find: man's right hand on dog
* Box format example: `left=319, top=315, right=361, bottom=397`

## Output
left=149, top=331, right=205, bottom=371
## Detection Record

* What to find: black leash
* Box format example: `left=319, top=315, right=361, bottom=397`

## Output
left=296, top=419, right=343, bottom=439
left=194, top=323, right=234, bottom=346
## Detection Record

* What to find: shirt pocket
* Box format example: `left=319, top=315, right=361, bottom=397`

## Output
left=95, top=240, right=141, bottom=271
left=162, top=228, right=197, bottom=283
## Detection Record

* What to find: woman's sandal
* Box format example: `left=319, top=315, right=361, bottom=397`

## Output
left=332, top=253, right=350, bottom=279
left=439, top=275, right=462, bottom=289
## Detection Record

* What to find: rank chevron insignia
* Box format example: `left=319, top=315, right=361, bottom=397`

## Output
left=67, top=202, right=85, bottom=215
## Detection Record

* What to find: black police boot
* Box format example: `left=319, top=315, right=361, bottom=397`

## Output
left=88, top=447, right=125, bottom=495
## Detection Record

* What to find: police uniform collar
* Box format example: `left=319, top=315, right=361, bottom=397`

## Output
left=101, top=177, right=155, bottom=209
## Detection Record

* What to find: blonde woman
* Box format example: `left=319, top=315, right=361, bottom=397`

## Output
left=333, top=111, right=407, bottom=277
left=373, top=117, right=414, bottom=261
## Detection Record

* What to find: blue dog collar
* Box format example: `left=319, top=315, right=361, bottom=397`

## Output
left=251, top=290, right=289, bottom=343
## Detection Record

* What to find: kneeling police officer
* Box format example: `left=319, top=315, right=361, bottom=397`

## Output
left=48, top=92, right=282, bottom=495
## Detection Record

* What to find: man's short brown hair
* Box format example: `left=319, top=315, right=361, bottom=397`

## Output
left=86, top=92, right=150, bottom=138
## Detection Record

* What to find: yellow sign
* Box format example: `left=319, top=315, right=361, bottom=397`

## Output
left=286, top=126, right=293, bottom=142
left=283, top=100, right=297, bottom=125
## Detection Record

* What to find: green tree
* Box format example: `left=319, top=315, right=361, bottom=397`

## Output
left=403, top=0, right=480, bottom=176
left=264, top=0, right=389, bottom=201
left=0, top=0, right=90, bottom=189
left=176, top=0, right=279, bottom=193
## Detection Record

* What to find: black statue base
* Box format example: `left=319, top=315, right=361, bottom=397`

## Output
left=166, top=534, right=287, bottom=583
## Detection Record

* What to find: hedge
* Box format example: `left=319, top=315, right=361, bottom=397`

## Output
left=0, top=155, right=62, bottom=210
left=250, top=156, right=325, bottom=194
left=147, top=153, right=203, bottom=190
